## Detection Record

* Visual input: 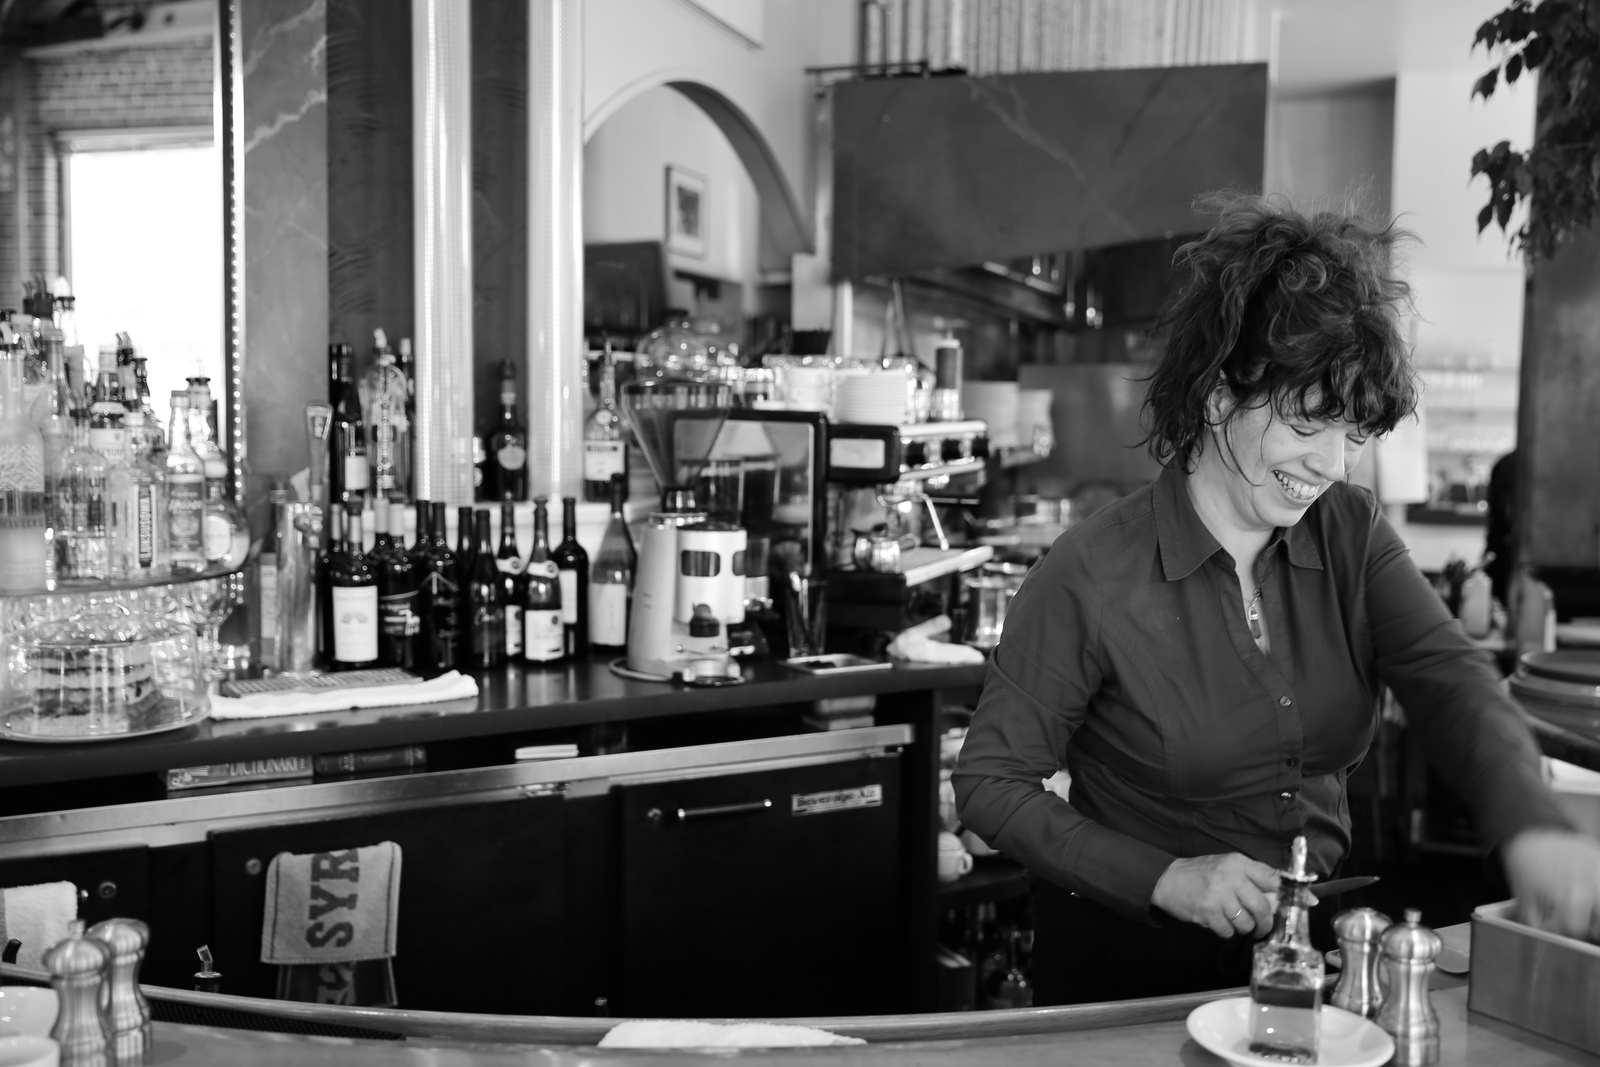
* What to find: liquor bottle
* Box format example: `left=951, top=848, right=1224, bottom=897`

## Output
left=256, top=483, right=290, bottom=666
left=186, top=376, right=228, bottom=503
left=471, top=435, right=486, bottom=500
left=88, top=345, right=128, bottom=470
left=486, top=359, right=527, bottom=501
left=86, top=347, right=132, bottom=577
left=589, top=473, right=635, bottom=651
left=1249, top=836, right=1323, bottom=1064
left=497, top=503, right=524, bottom=660
left=315, top=501, right=343, bottom=670
left=115, top=334, right=137, bottom=404
left=468, top=510, right=505, bottom=668
left=329, top=506, right=380, bottom=670
left=0, top=330, right=48, bottom=591
left=417, top=501, right=462, bottom=676
left=116, top=409, right=166, bottom=575
left=359, top=328, right=411, bottom=503
left=583, top=342, right=626, bottom=503
left=29, top=325, right=75, bottom=504
left=408, top=499, right=431, bottom=571
left=554, top=496, right=589, bottom=658
left=522, top=497, right=564, bottom=665
left=164, top=391, right=206, bottom=574
left=130, top=356, right=164, bottom=455
left=372, top=496, right=418, bottom=671
left=54, top=408, right=109, bottom=580
left=456, top=505, right=477, bottom=593
left=329, top=344, right=369, bottom=506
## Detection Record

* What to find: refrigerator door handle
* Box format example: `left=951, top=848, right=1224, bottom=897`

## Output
left=648, top=799, right=773, bottom=824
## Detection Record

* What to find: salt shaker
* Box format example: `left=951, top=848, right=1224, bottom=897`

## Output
left=88, top=918, right=152, bottom=1061
left=42, top=920, right=113, bottom=1067
left=1330, top=907, right=1392, bottom=1018
left=1375, top=908, right=1442, bottom=1066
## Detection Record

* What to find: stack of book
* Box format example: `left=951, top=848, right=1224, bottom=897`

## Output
left=164, top=745, right=428, bottom=794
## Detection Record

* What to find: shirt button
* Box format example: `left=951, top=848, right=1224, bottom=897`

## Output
left=1280, top=791, right=1293, bottom=800
left=1286, top=757, right=1300, bottom=768
left=1278, top=696, right=1293, bottom=708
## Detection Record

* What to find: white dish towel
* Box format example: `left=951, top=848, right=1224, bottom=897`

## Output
left=0, top=882, right=77, bottom=970
left=210, top=672, right=480, bottom=720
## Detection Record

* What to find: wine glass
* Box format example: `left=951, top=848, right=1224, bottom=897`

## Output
left=183, top=577, right=240, bottom=679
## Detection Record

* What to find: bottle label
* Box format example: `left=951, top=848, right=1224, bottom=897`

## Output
left=259, top=558, right=279, bottom=640
left=505, top=604, right=523, bottom=657
left=88, top=427, right=127, bottom=467
left=591, top=582, right=628, bottom=647
left=497, top=444, right=526, bottom=471
left=496, top=555, right=524, bottom=575
left=332, top=585, right=379, bottom=664
left=472, top=605, right=505, bottom=658
left=168, top=474, right=204, bottom=558
left=530, top=559, right=558, bottom=579
left=524, top=610, right=564, bottom=662
left=0, top=443, right=44, bottom=493
left=380, top=589, right=421, bottom=638
left=344, top=454, right=370, bottom=492
left=204, top=512, right=232, bottom=562
left=136, top=485, right=155, bottom=566
left=558, top=568, right=579, bottom=625
left=584, top=440, right=625, bottom=481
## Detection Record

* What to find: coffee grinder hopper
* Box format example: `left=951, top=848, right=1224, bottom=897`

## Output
left=621, top=378, right=738, bottom=511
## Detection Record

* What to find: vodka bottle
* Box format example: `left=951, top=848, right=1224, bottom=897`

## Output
left=202, top=461, right=249, bottom=569
left=329, top=506, right=379, bottom=670
left=54, top=408, right=109, bottom=580
left=130, top=356, right=165, bottom=455
left=589, top=474, right=635, bottom=650
left=186, top=376, right=228, bottom=502
left=0, top=332, right=48, bottom=591
left=115, top=409, right=166, bottom=575
left=89, top=345, right=129, bottom=470
left=29, top=325, right=76, bottom=505
left=359, top=328, right=411, bottom=502
left=583, top=343, right=627, bottom=503
left=164, top=391, right=206, bottom=574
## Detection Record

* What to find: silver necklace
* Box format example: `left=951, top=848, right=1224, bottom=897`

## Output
left=1246, top=587, right=1264, bottom=641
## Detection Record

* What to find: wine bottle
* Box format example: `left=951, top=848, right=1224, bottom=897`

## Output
left=315, top=501, right=343, bottom=670
left=417, top=501, right=462, bottom=676
left=330, top=506, right=379, bottom=670
left=486, top=359, right=527, bottom=501
left=553, top=496, right=589, bottom=658
left=468, top=510, right=505, bottom=668
left=583, top=341, right=626, bottom=503
left=590, top=473, right=635, bottom=651
left=329, top=343, right=369, bottom=506
left=455, top=504, right=476, bottom=594
left=522, top=497, right=564, bottom=665
left=373, top=496, right=418, bottom=671
left=497, top=502, right=524, bottom=660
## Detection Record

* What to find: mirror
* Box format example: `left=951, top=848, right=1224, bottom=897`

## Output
left=0, top=0, right=237, bottom=494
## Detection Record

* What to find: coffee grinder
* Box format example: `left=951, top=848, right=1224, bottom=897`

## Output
left=616, top=378, right=748, bottom=685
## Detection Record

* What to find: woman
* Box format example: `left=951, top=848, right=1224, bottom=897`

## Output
left=953, top=196, right=1600, bottom=1005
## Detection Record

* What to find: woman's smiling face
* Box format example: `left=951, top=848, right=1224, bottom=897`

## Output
left=1208, top=393, right=1370, bottom=532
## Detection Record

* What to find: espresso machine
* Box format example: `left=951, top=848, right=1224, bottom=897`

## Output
left=617, top=379, right=749, bottom=685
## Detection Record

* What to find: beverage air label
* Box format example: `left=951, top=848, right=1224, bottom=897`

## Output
left=524, top=610, right=563, bottom=661
left=497, top=444, right=526, bottom=471
left=332, top=585, right=379, bottom=663
left=558, top=568, right=579, bottom=624
left=504, top=604, right=523, bottom=656
left=0, top=443, right=44, bottom=493
left=591, top=583, right=626, bottom=646
left=344, top=454, right=370, bottom=492
left=584, top=440, right=625, bottom=480
left=791, top=784, right=883, bottom=816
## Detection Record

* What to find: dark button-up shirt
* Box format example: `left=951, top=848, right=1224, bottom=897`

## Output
left=954, top=465, right=1569, bottom=925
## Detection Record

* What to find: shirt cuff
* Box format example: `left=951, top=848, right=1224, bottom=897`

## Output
left=1063, top=821, right=1177, bottom=926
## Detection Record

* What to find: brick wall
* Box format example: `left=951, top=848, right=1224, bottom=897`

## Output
left=0, top=36, right=213, bottom=308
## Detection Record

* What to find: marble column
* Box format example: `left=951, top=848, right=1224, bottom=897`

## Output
left=239, top=0, right=328, bottom=485
left=411, top=0, right=474, bottom=506
left=526, top=0, right=584, bottom=501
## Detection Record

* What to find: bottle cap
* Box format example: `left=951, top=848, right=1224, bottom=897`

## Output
left=1333, top=907, right=1392, bottom=944
left=1380, top=910, right=1442, bottom=961
left=43, top=919, right=110, bottom=978
left=87, top=917, right=149, bottom=958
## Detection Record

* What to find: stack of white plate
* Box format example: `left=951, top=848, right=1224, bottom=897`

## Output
left=836, top=372, right=911, bottom=425
left=962, top=381, right=1021, bottom=448
left=1018, top=388, right=1055, bottom=453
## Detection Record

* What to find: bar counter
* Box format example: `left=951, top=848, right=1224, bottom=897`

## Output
left=27, top=984, right=1600, bottom=1066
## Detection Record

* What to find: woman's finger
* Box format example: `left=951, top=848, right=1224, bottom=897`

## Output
left=1236, top=883, right=1274, bottom=935
left=1243, top=861, right=1284, bottom=892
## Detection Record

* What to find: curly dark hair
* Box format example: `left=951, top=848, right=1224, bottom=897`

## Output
left=1142, top=194, right=1419, bottom=468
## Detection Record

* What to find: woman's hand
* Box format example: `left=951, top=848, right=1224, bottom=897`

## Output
left=1503, top=828, right=1600, bottom=942
left=1152, top=853, right=1281, bottom=938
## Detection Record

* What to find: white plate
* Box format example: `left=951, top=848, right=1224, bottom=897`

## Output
left=1186, top=997, right=1394, bottom=1067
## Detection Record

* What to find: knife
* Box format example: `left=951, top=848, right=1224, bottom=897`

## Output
left=1309, top=875, right=1379, bottom=900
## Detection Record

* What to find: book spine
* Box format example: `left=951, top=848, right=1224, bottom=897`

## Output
left=312, top=745, right=427, bottom=777
left=166, top=756, right=314, bottom=791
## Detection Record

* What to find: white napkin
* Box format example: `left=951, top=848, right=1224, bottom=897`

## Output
left=0, top=882, right=78, bottom=970
left=598, top=1020, right=864, bottom=1048
left=886, top=630, right=985, bottom=665
left=210, top=672, right=480, bottom=720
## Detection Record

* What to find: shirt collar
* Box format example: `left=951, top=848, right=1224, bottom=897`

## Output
left=1152, top=465, right=1325, bottom=581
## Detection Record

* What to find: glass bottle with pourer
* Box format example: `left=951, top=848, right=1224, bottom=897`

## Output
left=1248, top=835, right=1324, bottom=1064
left=616, top=378, right=747, bottom=685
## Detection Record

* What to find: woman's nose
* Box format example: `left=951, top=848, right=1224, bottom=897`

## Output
left=1305, top=431, right=1346, bottom=480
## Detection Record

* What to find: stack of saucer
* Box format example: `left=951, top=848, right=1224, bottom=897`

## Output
left=1018, top=388, right=1055, bottom=453
left=961, top=381, right=1020, bottom=448
left=835, top=372, right=911, bottom=425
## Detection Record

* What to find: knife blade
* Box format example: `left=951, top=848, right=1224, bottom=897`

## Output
left=1309, top=875, right=1379, bottom=899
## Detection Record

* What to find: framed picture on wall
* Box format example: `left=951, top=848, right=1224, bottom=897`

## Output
left=665, top=165, right=707, bottom=259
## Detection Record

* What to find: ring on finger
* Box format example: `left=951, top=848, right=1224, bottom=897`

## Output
left=1230, top=905, right=1244, bottom=921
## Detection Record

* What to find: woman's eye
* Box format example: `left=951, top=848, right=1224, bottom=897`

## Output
left=1346, top=434, right=1369, bottom=447
left=1290, top=425, right=1317, bottom=438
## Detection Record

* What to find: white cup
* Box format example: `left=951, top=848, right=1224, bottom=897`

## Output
left=0, top=1035, right=58, bottom=1067
left=937, top=830, right=973, bottom=882
left=0, top=989, right=57, bottom=1039
left=938, top=772, right=959, bottom=833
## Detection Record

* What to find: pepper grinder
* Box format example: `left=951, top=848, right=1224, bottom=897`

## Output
left=1331, top=907, right=1392, bottom=1018
left=42, top=920, right=113, bottom=1067
left=1375, top=908, right=1442, bottom=1066
left=88, top=918, right=152, bottom=1061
